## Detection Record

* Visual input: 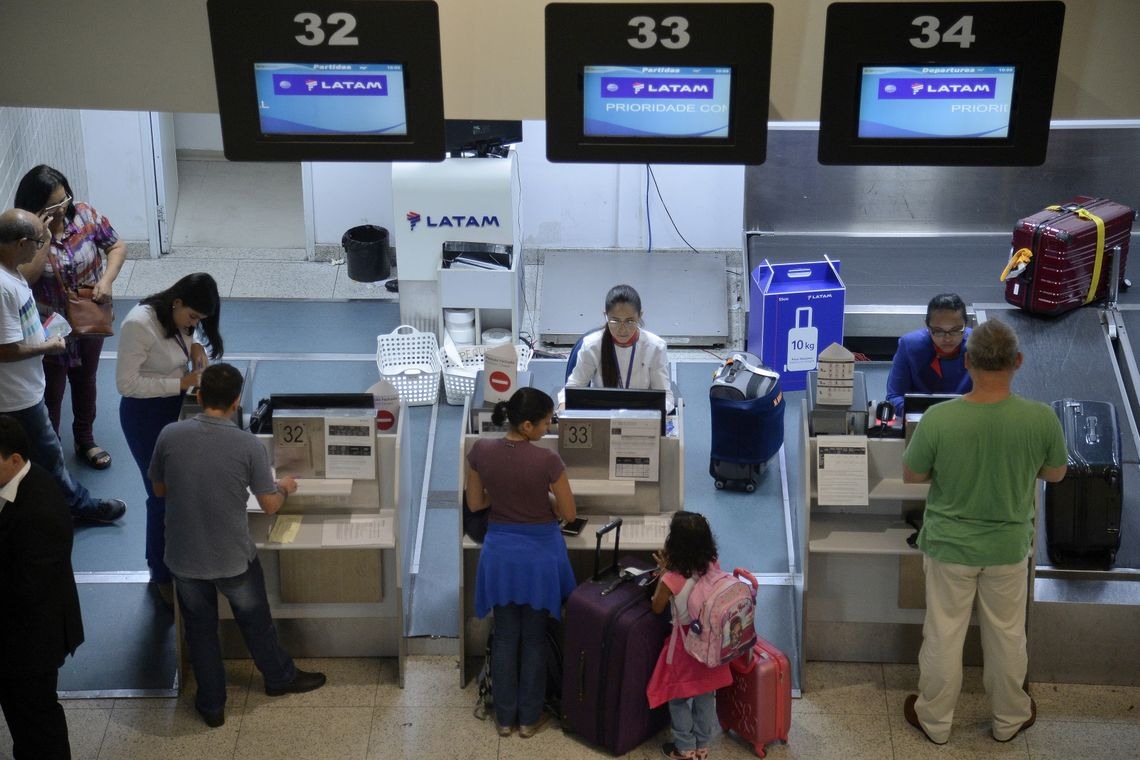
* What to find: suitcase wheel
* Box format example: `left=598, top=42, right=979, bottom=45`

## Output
left=715, top=480, right=726, bottom=490
left=744, top=482, right=755, bottom=493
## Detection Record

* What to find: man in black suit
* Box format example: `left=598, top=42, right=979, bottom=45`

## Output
left=0, top=415, right=84, bottom=759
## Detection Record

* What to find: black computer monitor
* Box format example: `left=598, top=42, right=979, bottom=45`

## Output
left=564, top=387, right=667, bottom=436
left=903, top=393, right=960, bottom=418
left=445, top=119, right=522, bottom=157
left=270, top=393, right=375, bottom=410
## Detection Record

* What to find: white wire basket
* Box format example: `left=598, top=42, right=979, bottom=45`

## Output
left=375, top=325, right=442, bottom=406
left=439, top=343, right=534, bottom=405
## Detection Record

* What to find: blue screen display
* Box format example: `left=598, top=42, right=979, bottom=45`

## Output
left=858, top=65, right=1016, bottom=139
left=254, top=62, right=407, bottom=136
left=582, top=65, right=732, bottom=139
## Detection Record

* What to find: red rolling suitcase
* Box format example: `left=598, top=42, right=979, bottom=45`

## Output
left=1001, top=196, right=1136, bottom=316
left=716, top=637, right=792, bottom=758
left=561, top=518, right=670, bottom=755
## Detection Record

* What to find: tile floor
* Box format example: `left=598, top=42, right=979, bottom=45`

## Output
left=4, top=658, right=1135, bottom=760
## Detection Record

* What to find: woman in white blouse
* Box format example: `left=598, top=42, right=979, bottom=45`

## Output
left=563, top=284, right=674, bottom=412
left=116, top=273, right=223, bottom=595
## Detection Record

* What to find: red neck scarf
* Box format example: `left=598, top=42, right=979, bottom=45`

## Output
left=612, top=329, right=640, bottom=348
left=929, top=339, right=962, bottom=378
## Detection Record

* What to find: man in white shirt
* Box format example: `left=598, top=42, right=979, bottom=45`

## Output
left=0, top=209, right=125, bottom=523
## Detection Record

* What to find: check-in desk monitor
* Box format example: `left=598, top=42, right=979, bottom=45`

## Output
left=903, top=393, right=960, bottom=443
left=564, top=386, right=667, bottom=435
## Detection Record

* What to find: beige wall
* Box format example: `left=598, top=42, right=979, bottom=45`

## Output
left=1, top=0, right=1137, bottom=119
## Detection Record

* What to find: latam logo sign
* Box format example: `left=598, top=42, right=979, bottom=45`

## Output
left=273, top=74, right=388, bottom=96
left=600, top=77, right=715, bottom=99
left=878, top=78, right=997, bottom=99
left=406, top=211, right=500, bottom=232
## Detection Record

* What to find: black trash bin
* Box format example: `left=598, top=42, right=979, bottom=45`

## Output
left=342, top=225, right=391, bottom=282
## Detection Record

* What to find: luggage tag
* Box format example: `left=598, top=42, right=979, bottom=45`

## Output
left=785, top=307, right=818, bottom=372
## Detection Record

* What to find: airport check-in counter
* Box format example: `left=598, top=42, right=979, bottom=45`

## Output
left=457, top=396, right=685, bottom=685
left=184, top=403, right=413, bottom=687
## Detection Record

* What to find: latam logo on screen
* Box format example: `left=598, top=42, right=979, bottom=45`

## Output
left=273, top=74, right=388, bottom=96
left=601, top=77, right=715, bottom=99
left=878, top=78, right=997, bottom=99
left=406, top=211, right=500, bottom=232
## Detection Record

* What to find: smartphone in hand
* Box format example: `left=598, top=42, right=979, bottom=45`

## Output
left=560, top=517, right=588, bottom=536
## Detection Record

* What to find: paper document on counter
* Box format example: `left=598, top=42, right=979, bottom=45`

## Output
left=609, top=417, right=660, bottom=481
left=268, top=515, right=302, bottom=544
left=618, top=515, right=671, bottom=545
left=321, top=515, right=391, bottom=547
left=816, top=435, right=869, bottom=506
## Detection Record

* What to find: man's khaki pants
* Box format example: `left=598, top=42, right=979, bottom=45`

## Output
left=914, top=555, right=1033, bottom=743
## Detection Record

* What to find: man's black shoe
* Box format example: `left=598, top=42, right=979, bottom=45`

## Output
left=74, top=498, right=126, bottom=524
left=265, top=669, right=327, bottom=696
left=195, top=706, right=224, bottom=728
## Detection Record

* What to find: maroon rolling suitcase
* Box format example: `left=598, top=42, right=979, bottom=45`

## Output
left=561, top=518, right=670, bottom=755
left=716, top=637, right=792, bottom=758
left=1001, top=196, right=1135, bottom=316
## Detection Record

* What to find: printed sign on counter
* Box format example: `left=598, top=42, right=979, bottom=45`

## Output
left=482, top=343, right=518, bottom=405
left=324, top=415, right=377, bottom=480
left=609, top=414, right=660, bottom=482
left=816, top=435, right=869, bottom=506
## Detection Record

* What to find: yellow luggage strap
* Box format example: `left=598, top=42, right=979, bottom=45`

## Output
left=1046, top=204, right=1107, bottom=303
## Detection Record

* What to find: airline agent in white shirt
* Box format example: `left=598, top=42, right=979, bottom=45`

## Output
left=562, top=284, right=674, bottom=412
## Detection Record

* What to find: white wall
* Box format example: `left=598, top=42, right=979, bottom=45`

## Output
left=308, top=163, right=394, bottom=247
left=172, top=113, right=224, bottom=153
left=0, top=107, right=87, bottom=210
left=79, top=111, right=150, bottom=240
left=513, top=120, right=745, bottom=251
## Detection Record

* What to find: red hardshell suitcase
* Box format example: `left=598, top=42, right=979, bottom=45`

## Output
left=716, top=637, right=792, bottom=758
left=1001, top=196, right=1136, bottom=316
left=561, top=518, right=670, bottom=755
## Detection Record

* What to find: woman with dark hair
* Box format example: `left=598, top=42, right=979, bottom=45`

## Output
left=465, top=387, right=576, bottom=738
left=562, top=284, right=674, bottom=411
left=886, top=293, right=973, bottom=418
left=14, top=164, right=127, bottom=469
left=116, top=273, right=223, bottom=598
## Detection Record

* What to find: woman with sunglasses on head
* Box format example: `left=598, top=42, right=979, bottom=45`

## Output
left=885, top=293, right=973, bottom=419
left=562, top=283, right=674, bottom=412
left=14, top=164, right=127, bottom=471
left=116, top=273, right=223, bottom=603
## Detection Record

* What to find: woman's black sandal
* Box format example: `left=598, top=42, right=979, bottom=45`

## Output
left=77, top=443, right=112, bottom=470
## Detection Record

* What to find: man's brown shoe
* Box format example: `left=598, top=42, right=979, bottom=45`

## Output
left=993, top=697, right=1037, bottom=742
left=904, top=694, right=947, bottom=745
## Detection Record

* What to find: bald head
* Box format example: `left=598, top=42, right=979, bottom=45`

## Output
left=0, top=209, right=45, bottom=269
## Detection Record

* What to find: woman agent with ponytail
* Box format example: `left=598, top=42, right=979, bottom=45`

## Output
left=466, top=388, right=577, bottom=739
left=562, top=284, right=674, bottom=412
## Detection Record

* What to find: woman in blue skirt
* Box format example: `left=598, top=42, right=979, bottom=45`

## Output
left=466, top=387, right=576, bottom=738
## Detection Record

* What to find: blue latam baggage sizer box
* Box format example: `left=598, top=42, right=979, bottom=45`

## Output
left=748, top=258, right=845, bottom=392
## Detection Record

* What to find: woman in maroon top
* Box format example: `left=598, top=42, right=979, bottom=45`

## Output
left=15, top=165, right=127, bottom=470
left=466, top=387, right=577, bottom=738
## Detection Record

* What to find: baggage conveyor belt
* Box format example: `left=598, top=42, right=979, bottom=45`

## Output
left=978, top=306, right=1140, bottom=570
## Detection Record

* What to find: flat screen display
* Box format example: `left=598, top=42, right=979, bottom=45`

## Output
left=582, top=65, right=732, bottom=139
left=254, top=62, right=408, bottom=136
left=857, top=65, right=1016, bottom=140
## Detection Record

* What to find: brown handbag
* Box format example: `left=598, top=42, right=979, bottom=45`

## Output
left=50, top=254, right=114, bottom=338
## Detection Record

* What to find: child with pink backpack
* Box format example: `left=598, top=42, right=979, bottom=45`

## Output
left=647, top=511, right=758, bottom=760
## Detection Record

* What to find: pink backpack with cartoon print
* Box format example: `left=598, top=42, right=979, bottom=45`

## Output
left=667, top=566, right=758, bottom=668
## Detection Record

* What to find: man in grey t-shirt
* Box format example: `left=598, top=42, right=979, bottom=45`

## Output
left=149, top=363, right=325, bottom=728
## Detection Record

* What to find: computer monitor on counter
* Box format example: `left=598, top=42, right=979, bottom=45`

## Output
left=564, top=387, right=666, bottom=436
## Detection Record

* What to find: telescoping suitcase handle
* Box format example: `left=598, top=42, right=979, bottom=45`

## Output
left=591, top=518, right=623, bottom=581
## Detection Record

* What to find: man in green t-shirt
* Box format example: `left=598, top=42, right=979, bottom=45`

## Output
left=902, top=318, right=1067, bottom=745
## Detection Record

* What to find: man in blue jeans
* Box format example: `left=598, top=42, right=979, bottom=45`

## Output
left=149, top=363, right=325, bottom=727
left=0, top=209, right=125, bottom=524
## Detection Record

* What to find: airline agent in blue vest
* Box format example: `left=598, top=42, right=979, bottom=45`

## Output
left=886, top=293, right=972, bottom=418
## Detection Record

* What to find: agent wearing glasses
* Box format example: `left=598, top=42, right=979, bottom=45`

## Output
left=14, top=165, right=127, bottom=471
left=886, top=293, right=973, bottom=418
left=563, top=284, right=674, bottom=412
